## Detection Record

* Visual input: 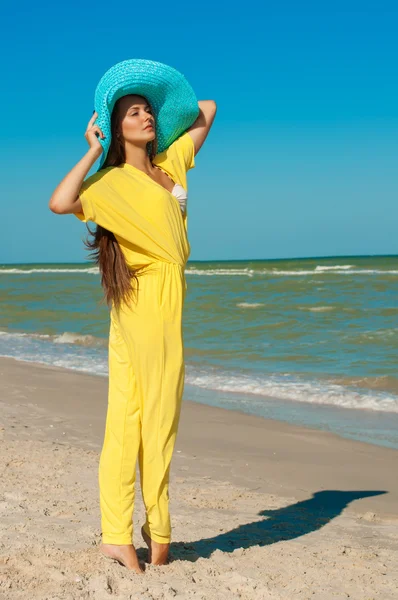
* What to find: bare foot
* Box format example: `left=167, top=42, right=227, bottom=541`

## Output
left=100, top=543, right=144, bottom=573
left=141, top=525, right=170, bottom=565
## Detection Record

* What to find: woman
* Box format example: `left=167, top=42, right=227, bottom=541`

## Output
left=49, top=59, right=217, bottom=573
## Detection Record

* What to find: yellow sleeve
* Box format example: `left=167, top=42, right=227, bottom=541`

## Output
left=170, top=131, right=196, bottom=172
left=153, top=131, right=196, bottom=190
left=74, top=168, right=113, bottom=223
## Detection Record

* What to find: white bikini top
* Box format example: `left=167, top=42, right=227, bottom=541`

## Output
left=171, top=183, right=187, bottom=216
left=154, top=165, right=187, bottom=216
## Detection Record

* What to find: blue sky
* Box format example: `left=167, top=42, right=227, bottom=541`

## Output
left=2, top=1, right=398, bottom=263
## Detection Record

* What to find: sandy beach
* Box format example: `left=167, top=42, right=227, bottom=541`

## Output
left=0, top=356, right=397, bottom=599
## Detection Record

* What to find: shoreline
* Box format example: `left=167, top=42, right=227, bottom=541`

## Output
left=1, top=355, right=397, bottom=520
left=3, top=353, right=398, bottom=450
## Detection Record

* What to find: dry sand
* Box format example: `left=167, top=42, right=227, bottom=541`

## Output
left=0, top=356, right=397, bottom=599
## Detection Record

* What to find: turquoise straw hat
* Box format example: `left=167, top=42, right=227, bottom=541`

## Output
left=93, top=58, right=199, bottom=170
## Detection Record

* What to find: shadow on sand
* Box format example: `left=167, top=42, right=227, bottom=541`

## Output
left=170, top=489, right=386, bottom=562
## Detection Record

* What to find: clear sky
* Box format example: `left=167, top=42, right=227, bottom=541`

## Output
left=2, top=1, right=398, bottom=263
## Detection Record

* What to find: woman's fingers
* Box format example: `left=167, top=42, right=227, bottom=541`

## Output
left=86, top=112, right=105, bottom=137
left=87, top=111, right=98, bottom=128
left=84, top=116, right=105, bottom=154
left=90, top=125, right=105, bottom=139
left=85, top=124, right=105, bottom=140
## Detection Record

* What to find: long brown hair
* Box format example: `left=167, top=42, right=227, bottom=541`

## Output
left=83, top=96, right=158, bottom=311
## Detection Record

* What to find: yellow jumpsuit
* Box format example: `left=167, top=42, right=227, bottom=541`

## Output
left=75, top=132, right=195, bottom=544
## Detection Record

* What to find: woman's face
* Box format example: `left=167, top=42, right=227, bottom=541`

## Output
left=116, top=94, right=155, bottom=145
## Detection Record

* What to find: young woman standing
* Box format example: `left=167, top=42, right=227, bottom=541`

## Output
left=49, top=59, right=216, bottom=573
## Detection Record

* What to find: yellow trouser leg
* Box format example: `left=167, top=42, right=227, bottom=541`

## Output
left=99, top=313, right=141, bottom=545
left=116, top=264, right=186, bottom=544
left=138, top=318, right=185, bottom=544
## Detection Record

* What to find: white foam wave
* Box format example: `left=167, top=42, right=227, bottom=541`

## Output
left=185, top=369, right=398, bottom=414
left=0, top=331, right=51, bottom=340
left=268, top=269, right=398, bottom=276
left=0, top=330, right=105, bottom=347
left=0, top=331, right=107, bottom=376
left=1, top=331, right=397, bottom=415
left=1, top=266, right=397, bottom=277
left=298, top=306, right=335, bottom=312
left=1, top=344, right=397, bottom=414
left=53, top=332, right=105, bottom=346
left=0, top=353, right=107, bottom=377
left=315, top=265, right=354, bottom=271
left=0, top=267, right=99, bottom=275
left=185, top=267, right=398, bottom=277
left=185, top=267, right=256, bottom=277
left=236, top=303, right=265, bottom=308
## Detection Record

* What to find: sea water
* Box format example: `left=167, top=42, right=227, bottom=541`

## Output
left=1, top=255, right=397, bottom=449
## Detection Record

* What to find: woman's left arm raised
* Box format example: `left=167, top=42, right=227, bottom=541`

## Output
left=186, top=100, right=217, bottom=156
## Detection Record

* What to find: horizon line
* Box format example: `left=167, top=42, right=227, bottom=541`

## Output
left=1, top=253, right=398, bottom=266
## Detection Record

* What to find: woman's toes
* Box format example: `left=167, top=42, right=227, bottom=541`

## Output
left=100, top=543, right=145, bottom=573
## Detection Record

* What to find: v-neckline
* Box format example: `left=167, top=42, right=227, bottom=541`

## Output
left=120, top=161, right=186, bottom=219
left=121, top=162, right=177, bottom=196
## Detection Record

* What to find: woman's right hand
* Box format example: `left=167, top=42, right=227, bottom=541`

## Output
left=85, top=111, right=105, bottom=156
left=49, top=112, right=105, bottom=215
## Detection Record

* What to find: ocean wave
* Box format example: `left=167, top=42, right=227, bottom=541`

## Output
left=0, top=331, right=107, bottom=376
left=185, top=267, right=398, bottom=276
left=314, top=265, right=354, bottom=271
left=268, top=269, right=398, bottom=276
left=329, top=374, right=398, bottom=395
left=0, top=331, right=51, bottom=340
left=342, top=327, right=398, bottom=343
left=185, top=267, right=256, bottom=276
left=0, top=267, right=99, bottom=275
left=236, top=303, right=265, bottom=308
left=0, top=330, right=106, bottom=348
left=185, top=368, right=398, bottom=414
left=0, top=354, right=107, bottom=377
left=2, top=265, right=397, bottom=277
left=53, top=332, right=106, bottom=347
left=1, top=334, right=396, bottom=414
left=298, top=306, right=336, bottom=312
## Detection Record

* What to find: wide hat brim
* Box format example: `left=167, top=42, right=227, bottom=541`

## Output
left=93, top=58, right=199, bottom=170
